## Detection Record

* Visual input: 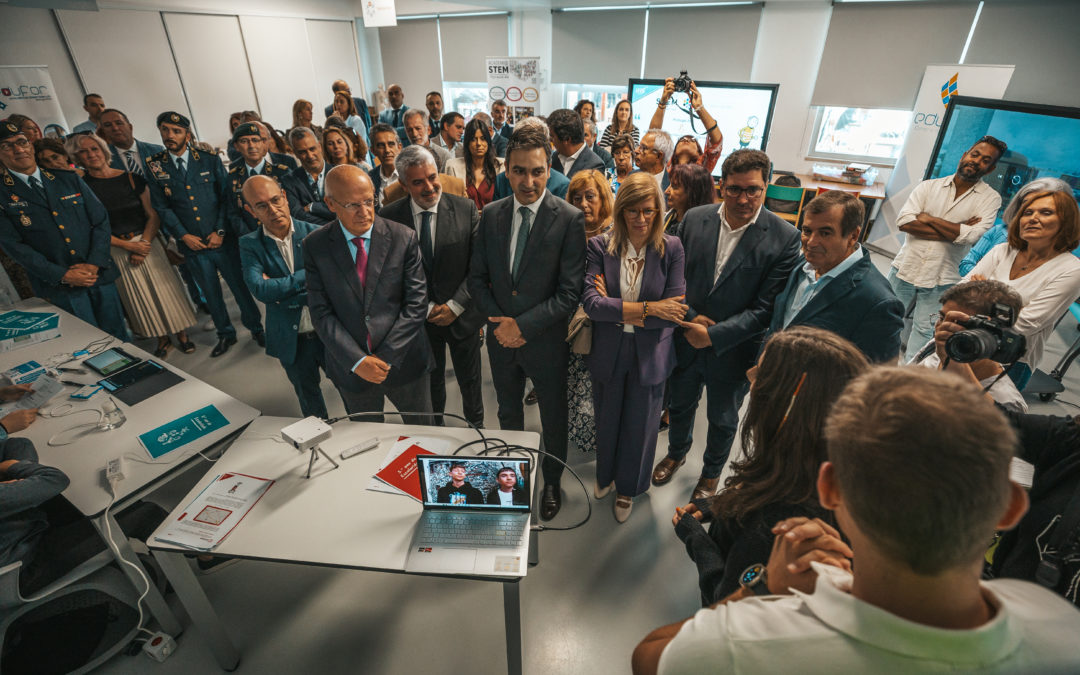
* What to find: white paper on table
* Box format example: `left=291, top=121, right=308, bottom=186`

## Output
left=154, top=472, right=274, bottom=551
left=365, top=436, right=451, bottom=497
left=0, top=374, right=64, bottom=415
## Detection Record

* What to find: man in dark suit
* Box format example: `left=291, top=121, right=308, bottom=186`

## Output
left=368, top=123, right=401, bottom=210
left=323, top=80, right=372, bottom=132
left=379, top=146, right=484, bottom=428
left=491, top=99, right=513, bottom=141
left=656, top=150, right=801, bottom=500
left=282, top=127, right=335, bottom=226
left=493, top=119, right=569, bottom=201
left=226, top=123, right=293, bottom=234
left=146, top=111, right=264, bottom=357
left=424, top=91, right=443, bottom=138
left=99, top=109, right=164, bottom=178
left=548, top=108, right=606, bottom=180
left=0, top=121, right=128, bottom=340
left=305, top=165, right=433, bottom=422
left=468, top=125, right=586, bottom=521
left=239, top=176, right=332, bottom=419
left=768, top=191, right=904, bottom=363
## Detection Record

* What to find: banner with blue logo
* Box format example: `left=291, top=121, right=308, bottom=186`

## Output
left=0, top=66, right=69, bottom=136
left=868, top=64, right=1014, bottom=256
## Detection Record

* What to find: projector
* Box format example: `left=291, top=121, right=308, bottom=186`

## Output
left=280, top=416, right=333, bottom=452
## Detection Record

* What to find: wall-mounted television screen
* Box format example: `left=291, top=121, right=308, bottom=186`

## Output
left=925, top=96, right=1080, bottom=225
left=626, top=79, right=779, bottom=179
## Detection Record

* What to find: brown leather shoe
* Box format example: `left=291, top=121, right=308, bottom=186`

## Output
left=691, top=476, right=720, bottom=501
left=651, top=457, right=686, bottom=486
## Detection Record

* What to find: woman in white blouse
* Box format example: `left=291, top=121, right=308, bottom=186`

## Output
left=967, top=186, right=1080, bottom=389
left=581, top=172, right=688, bottom=522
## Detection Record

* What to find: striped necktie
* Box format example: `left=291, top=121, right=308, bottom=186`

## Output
left=125, top=149, right=144, bottom=177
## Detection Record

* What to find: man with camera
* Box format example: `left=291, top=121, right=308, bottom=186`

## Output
left=649, top=73, right=723, bottom=173
left=919, top=279, right=1027, bottom=412
left=890, top=136, right=1006, bottom=362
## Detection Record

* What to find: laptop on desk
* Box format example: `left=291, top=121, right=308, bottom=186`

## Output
left=405, top=455, right=531, bottom=577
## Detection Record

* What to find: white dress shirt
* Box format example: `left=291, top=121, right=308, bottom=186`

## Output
left=409, top=198, right=464, bottom=317
left=262, top=220, right=314, bottom=333
left=658, top=562, right=1080, bottom=675
left=509, top=191, right=546, bottom=272
left=713, top=203, right=759, bottom=283
left=620, top=241, right=646, bottom=334
left=892, top=175, right=1002, bottom=287
left=557, top=144, right=585, bottom=175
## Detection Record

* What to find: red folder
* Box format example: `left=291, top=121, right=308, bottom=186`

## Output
left=374, top=442, right=434, bottom=501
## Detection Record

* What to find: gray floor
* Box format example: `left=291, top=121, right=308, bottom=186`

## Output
left=93, top=251, right=1080, bottom=674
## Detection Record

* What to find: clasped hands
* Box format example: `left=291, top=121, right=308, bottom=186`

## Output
left=61, top=263, right=99, bottom=287
left=181, top=232, right=223, bottom=251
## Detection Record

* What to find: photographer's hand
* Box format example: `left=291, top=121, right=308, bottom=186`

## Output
left=649, top=78, right=676, bottom=131
left=690, top=81, right=723, bottom=150
left=934, top=310, right=994, bottom=397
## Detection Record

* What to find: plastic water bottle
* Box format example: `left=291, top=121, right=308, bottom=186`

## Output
left=100, top=397, right=127, bottom=431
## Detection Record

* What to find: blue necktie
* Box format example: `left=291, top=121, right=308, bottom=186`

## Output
left=512, top=207, right=532, bottom=281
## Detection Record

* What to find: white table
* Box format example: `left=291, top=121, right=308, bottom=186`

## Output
left=149, top=416, right=539, bottom=674
left=1, top=299, right=259, bottom=635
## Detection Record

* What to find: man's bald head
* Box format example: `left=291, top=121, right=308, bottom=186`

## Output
left=332, top=80, right=350, bottom=93
left=242, top=175, right=291, bottom=234
left=325, top=165, right=376, bottom=236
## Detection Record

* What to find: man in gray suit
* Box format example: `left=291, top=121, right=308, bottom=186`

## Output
left=468, top=125, right=586, bottom=520
left=380, top=146, right=484, bottom=428
left=304, top=165, right=434, bottom=423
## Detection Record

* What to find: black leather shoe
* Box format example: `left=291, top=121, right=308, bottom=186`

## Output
left=210, top=336, right=237, bottom=358
left=540, top=484, right=561, bottom=521
left=253, top=331, right=266, bottom=348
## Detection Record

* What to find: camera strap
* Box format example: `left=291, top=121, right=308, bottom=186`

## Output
left=1035, top=478, right=1080, bottom=590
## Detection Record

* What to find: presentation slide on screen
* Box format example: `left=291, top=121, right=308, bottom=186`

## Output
left=628, top=83, right=776, bottom=176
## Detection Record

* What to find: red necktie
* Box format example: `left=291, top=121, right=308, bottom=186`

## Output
left=352, top=237, right=368, bottom=287
left=353, top=237, right=372, bottom=351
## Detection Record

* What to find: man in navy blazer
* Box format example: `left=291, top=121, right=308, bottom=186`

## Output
left=654, top=150, right=801, bottom=501
left=281, top=128, right=335, bottom=226
left=379, top=146, right=484, bottom=428
left=768, top=191, right=904, bottom=364
left=304, top=165, right=433, bottom=422
left=548, top=109, right=606, bottom=180
left=239, top=176, right=333, bottom=419
left=468, top=125, right=585, bottom=521
left=99, top=109, right=164, bottom=178
left=0, top=121, right=127, bottom=340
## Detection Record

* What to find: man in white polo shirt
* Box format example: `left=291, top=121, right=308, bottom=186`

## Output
left=890, top=135, right=1005, bottom=361
left=633, top=367, right=1080, bottom=675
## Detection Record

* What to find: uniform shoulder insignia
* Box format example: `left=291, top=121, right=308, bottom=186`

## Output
left=229, top=165, right=240, bottom=174
left=150, top=150, right=168, bottom=161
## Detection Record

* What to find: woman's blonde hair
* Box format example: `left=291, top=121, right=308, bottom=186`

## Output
left=608, top=172, right=666, bottom=257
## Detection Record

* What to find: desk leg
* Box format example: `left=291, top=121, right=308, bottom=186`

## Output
left=91, top=512, right=182, bottom=636
left=154, top=551, right=241, bottom=671
left=503, top=581, right=523, bottom=675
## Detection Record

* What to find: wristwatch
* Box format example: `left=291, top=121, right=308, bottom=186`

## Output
left=739, top=563, right=770, bottom=596
left=215, top=229, right=226, bottom=238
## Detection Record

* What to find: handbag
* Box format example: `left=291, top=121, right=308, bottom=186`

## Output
left=566, top=305, right=592, bottom=355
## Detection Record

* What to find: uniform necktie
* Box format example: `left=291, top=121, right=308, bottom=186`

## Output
left=512, top=206, right=532, bottom=281
left=175, top=157, right=186, bottom=176
left=125, top=149, right=143, bottom=177
left=419, top=211, right=434, bottom=275
left=28, top=175, right=46, bottom=202
left=353, top=236, right=373, bottom=350
left=353, top=237, right=368, bottom=287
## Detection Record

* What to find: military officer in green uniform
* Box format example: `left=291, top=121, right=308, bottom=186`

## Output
left=0, top=120, right=129, bottom=340
left=145, top=112, right=264, bottom=358
left=226, top=122, right=292, bottom=234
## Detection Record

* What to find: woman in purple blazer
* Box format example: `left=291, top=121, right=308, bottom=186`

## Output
left=583, top=172, right=687, bottom=522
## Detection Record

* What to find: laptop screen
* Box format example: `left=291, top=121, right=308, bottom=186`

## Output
left=416, top=455, right=531, bottom=512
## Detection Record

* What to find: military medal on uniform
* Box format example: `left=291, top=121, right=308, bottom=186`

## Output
left=164, top=185, right=172, bottom=197
left=19, top=214, right=30, bottom=227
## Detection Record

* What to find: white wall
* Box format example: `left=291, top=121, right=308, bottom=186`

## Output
left=0, top=6, right=87, bottom=129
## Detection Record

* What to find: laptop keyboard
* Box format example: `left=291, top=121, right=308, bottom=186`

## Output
left=419, top=512, right=527, bottom=547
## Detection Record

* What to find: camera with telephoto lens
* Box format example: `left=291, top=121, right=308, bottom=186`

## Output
left=944, top=303, right=1026, bottom=364
left=673, top=71, right=693, bottom=94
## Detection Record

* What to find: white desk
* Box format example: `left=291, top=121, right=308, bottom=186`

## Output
left=1, top=299, right=259, bottom=635
left=149, top=416, right=539, bottom=674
